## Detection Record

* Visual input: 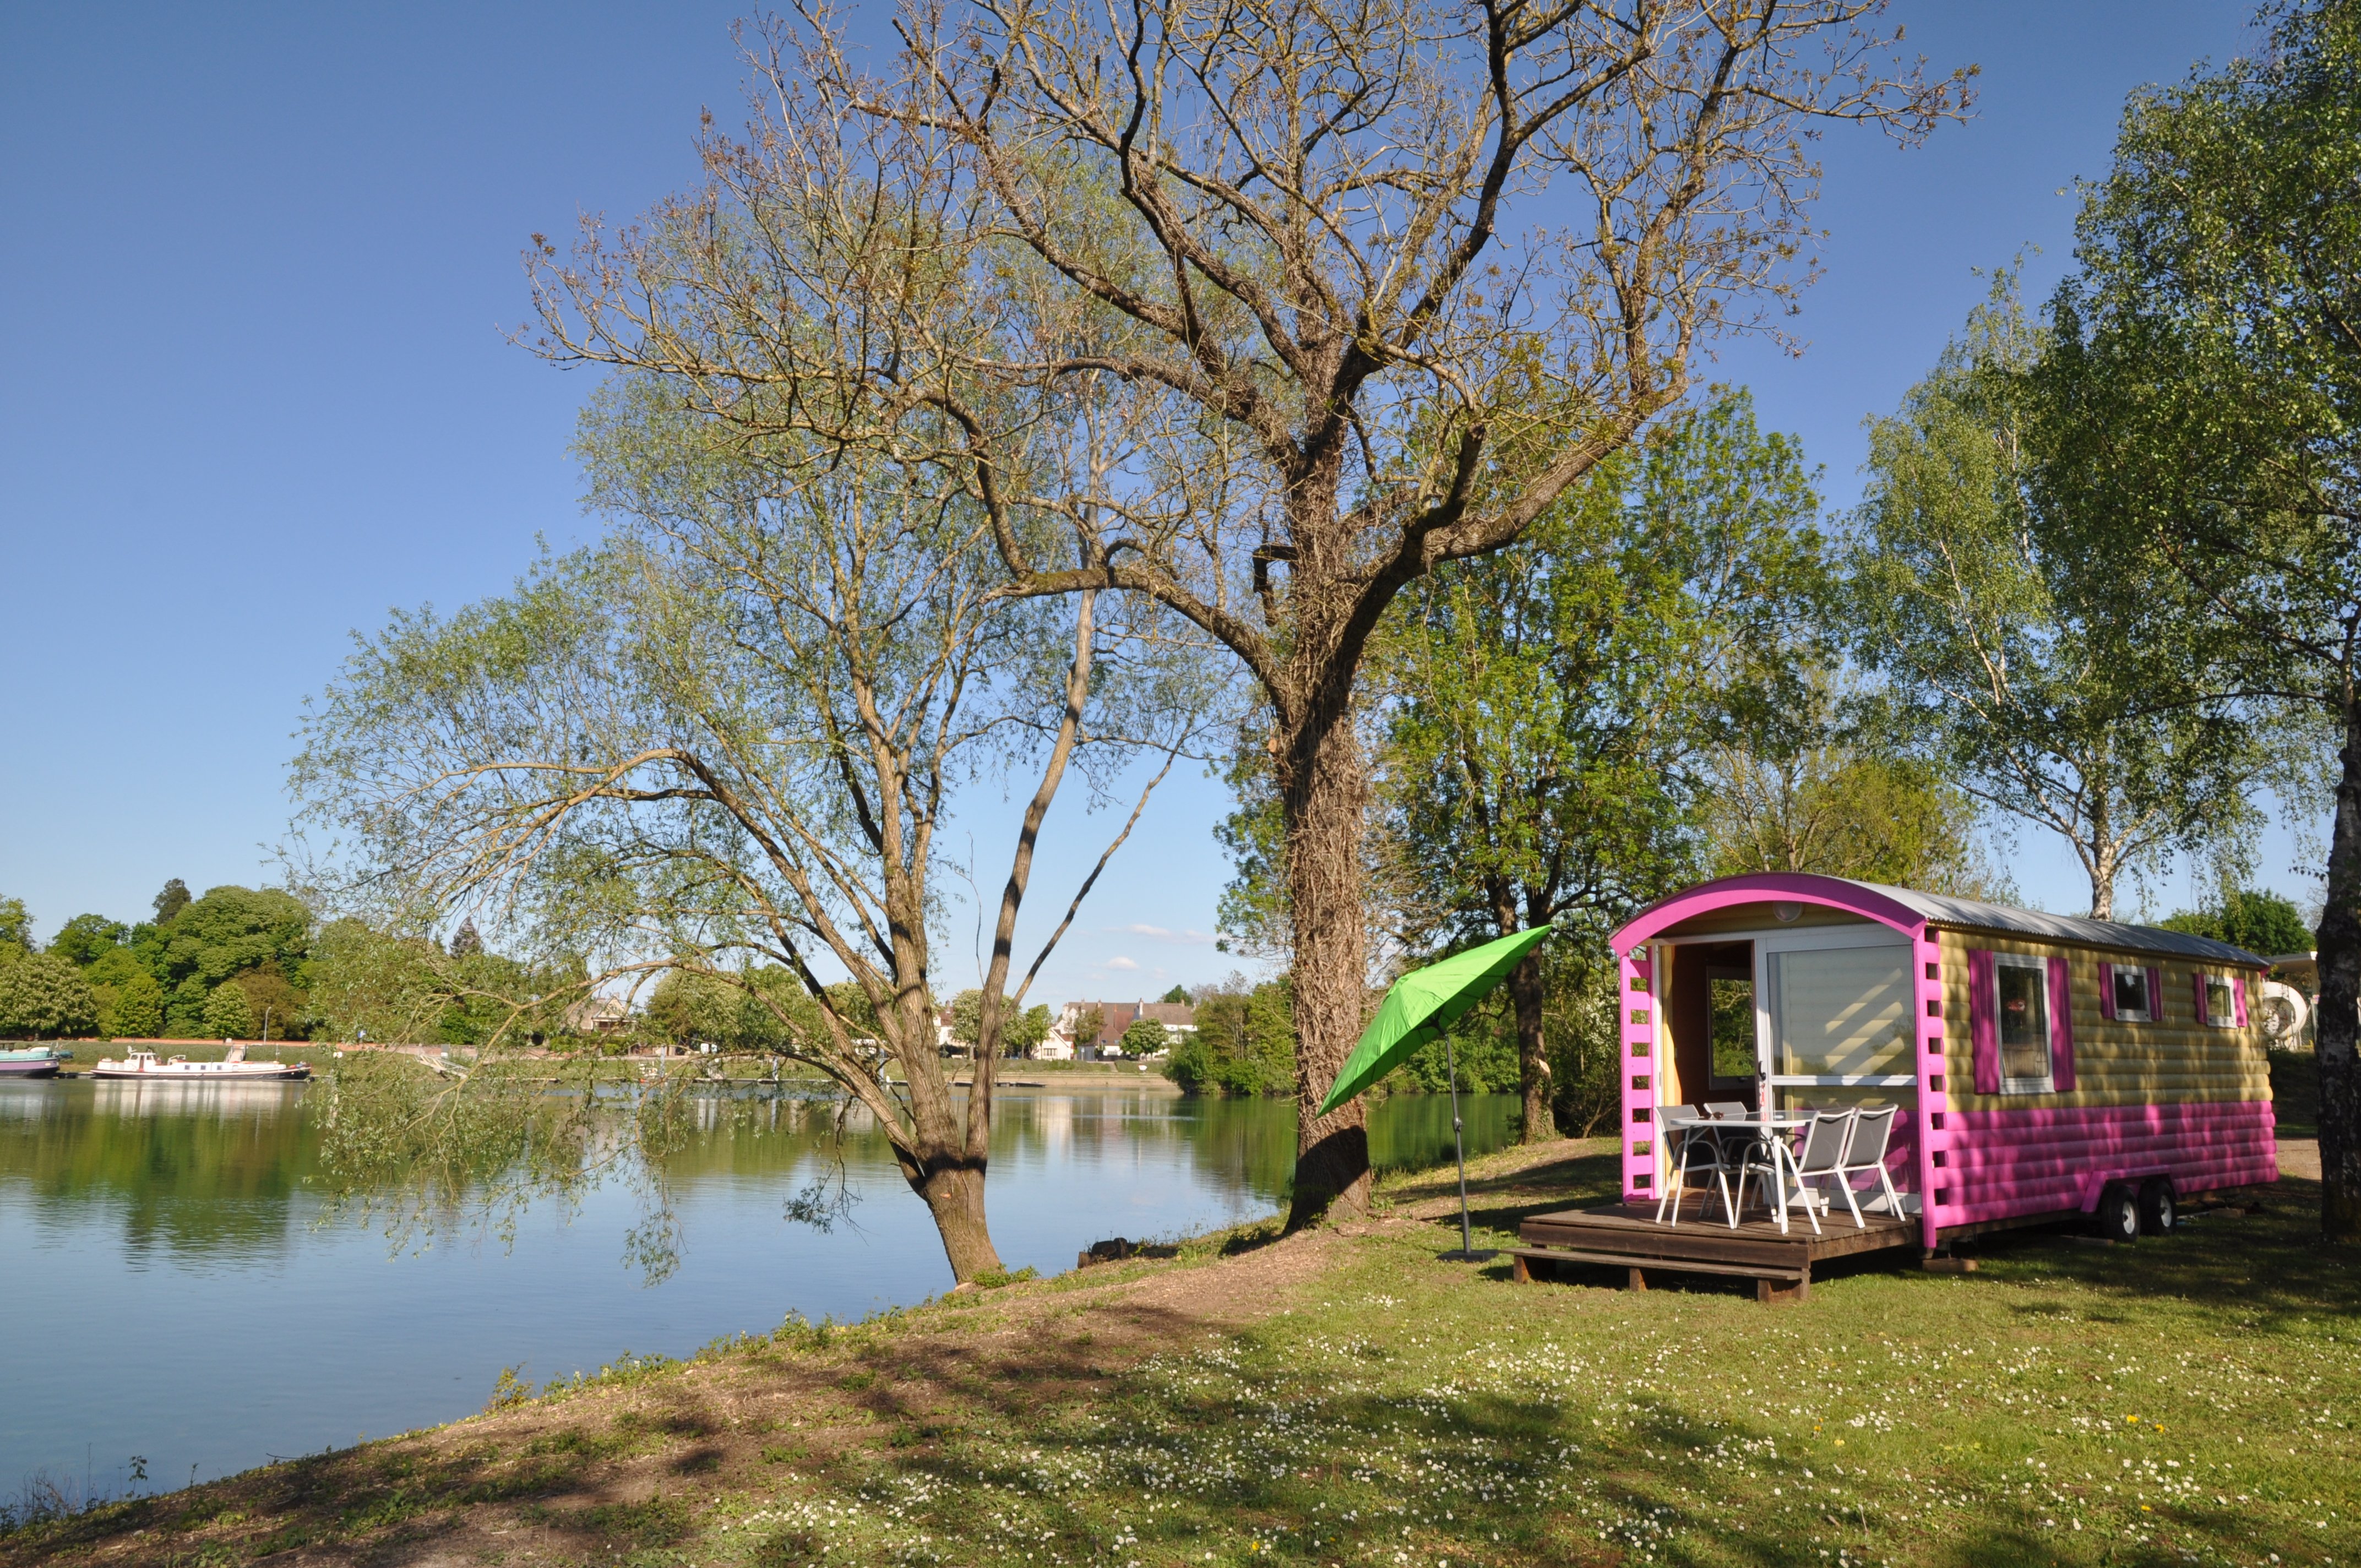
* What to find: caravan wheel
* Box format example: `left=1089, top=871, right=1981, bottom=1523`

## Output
left=2092, top=1184, right=2141, bottom=1245
left=2139, top=1178, right=2177, bottom=1236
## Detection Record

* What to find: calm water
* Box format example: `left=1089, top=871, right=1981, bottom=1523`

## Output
left=0, top=1078, right=1513, bottom=1495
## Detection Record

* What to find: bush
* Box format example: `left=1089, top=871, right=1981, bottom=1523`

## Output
left=0, top=952, right=99, bottom=1039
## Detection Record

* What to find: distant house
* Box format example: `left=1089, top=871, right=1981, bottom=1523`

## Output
left=1049, top=999, right=1196, bottom=1059
left=563, top=997, right=632, bottom=1036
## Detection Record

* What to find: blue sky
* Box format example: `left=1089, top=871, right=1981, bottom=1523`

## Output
left=0, top=2, right=2312, bottom=1000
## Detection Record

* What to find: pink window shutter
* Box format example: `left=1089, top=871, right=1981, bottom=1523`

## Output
left=2146, top=966, right=2164, bottom=1021
left=1968, top=949, right=2000, bottom=1095
left=2193, top=970, right=2209, bottom=1026
left=2234, top=974, right=2249, bottom=1026
left=2098, top=962, right=2117, bottom=1021
left=2047, top=955, right=2076, bottom=1092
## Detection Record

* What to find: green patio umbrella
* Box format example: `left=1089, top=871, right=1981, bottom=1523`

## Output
left=1318, top=924, right=1552, bottom=1258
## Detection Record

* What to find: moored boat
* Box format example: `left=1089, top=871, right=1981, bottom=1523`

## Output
left=90, top=1042, right=310, bottom=1081
left=0, top=1046, right=65, bottom=1079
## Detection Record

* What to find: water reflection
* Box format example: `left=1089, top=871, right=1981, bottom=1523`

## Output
left=0, top=1079, right=1514, bottom=1491
left=0, top=1080, right=1515, bottom=1267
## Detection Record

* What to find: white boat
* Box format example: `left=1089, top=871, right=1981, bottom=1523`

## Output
left=89, top=1042, right=311, bottom=1081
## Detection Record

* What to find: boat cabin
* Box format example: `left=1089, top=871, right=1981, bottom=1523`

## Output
left=1614, top=873, right=2277, bottom=1249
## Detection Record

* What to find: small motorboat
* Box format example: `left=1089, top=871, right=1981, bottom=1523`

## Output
left=0, top=1046, right=64, bottom=1079
left=90, top=1042, right=311, bottom=1081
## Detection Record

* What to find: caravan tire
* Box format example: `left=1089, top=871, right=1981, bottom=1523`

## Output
left=2092, top=1184, right=2140, bottom=1245
left=2139, top=1178, right=2177, bottom=1236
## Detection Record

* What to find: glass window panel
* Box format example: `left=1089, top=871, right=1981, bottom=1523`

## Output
left=2206, top=975, right=2235, bottom=1027
left=1769, top=946, right=1911, bottom=1078
left=1997, top=961, right=2052, bottom=1083
left=2112, top=965, right=2150, bottom=1021
left=1707, top=973, right=1755, bottom=1084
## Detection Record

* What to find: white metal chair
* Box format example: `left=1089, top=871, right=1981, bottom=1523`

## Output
left=1652, top=1105, right=1734, bottom=1226
left=1830, top=1104, right=1903, bottom=1228
left=1774, top=1110, right=1857, bottom=1237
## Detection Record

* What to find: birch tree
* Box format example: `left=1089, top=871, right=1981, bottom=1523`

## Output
left=2035, top=0, right=2361, bottom=1240
left=1849, top=276, right=2263, bottom=919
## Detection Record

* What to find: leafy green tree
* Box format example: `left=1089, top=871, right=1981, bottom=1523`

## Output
left=1160, top=985, right=1192, bottom=1005
left=1699, top=675, right=2011, bottom=898
left=105, top=973, right=165, bottom=1039
left=1374, top=390, right=1826, bottom=1139
left=1849, top=274, right=2262, bottom=919
left=1165, top=978, right=1296, bottom=1097
left=0, top=896, right=31, bottom=959
left=0, top=952, right=99, bottom=1039
left=1116, top=1017, right=1171, bottom=1058
left=2160, top=889, right=2319, bottom=958
left=2034, top=0, right=2361, bottom=1237
left=48, top=913, right=128, bottom=967
left=151, top=879, right=191, bottom=924
left=201, top=983, right=255, bottom=1039
left=995, top=1003, right=1046, bottom=1059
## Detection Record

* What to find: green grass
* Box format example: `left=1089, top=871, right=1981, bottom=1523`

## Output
left=6, top=1142, right=2353, bottom=1568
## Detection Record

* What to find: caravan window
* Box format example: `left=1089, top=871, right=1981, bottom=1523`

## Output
left=2204, top=973, right=2238, bottom=1028
left=1994, top=952, right=2055, bottom=1092
left=2110, top=965, right=2152, bottom=1022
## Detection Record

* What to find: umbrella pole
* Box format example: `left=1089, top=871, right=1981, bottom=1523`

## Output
left=1446, top=1032, right=1473, bottom=1256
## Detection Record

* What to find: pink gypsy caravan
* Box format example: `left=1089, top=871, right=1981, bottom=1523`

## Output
left=1512, top=872, right=2277, bottom=1302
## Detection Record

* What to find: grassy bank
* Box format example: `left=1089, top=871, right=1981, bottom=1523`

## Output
left=5, top=1140, right=2352, bottom=1568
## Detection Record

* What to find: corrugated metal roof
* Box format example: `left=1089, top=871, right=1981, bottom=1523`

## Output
left=1831, top=878, right=2267, bottom=966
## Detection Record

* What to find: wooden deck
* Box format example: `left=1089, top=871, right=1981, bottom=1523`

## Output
left=1513, top=1201, right=1918, bottom=1304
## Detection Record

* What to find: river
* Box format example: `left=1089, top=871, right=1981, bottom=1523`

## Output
left=0, top=1076, right=1514, bottom=1499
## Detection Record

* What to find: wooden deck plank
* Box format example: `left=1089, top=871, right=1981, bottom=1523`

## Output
left=1517, top=1200, right=1917, bottom=1274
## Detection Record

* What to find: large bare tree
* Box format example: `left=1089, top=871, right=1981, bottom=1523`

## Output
left=526, top=0, right=1967, bottom=1226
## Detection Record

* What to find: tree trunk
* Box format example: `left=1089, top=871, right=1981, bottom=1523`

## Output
left=908, top=1158, right=1003, bottom=1281
left=2317, top=699, right=2361, bottom=1243
left=1281, top=683, right=1373, bottom=1231
left=1507, top=951, right=1554, bottom=1143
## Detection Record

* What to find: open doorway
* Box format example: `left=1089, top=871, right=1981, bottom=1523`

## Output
left=1665, top=940, right=1759, bottom=1112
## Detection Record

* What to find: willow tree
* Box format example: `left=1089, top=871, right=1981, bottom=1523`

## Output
left=527, top=0, right=1968, bottom=1227
left=1375, top=390, right=1824, bottom=1140
left=2035, top=0, right=2361, bottom=1239
left=294, top=383, right=1207, bottom=1281
left=1849, top=275, right=2264, bottom=919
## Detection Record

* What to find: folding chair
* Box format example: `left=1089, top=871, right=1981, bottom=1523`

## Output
left=1774, top=1110, right=1857, bottom=1237
left=1830, top=1104, right=1903, bottom=1228
left=1651, top=1105, right=1733, bottom=1226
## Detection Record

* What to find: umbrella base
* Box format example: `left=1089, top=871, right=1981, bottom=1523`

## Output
left=1435, top=1248, right=1501, bottom=1263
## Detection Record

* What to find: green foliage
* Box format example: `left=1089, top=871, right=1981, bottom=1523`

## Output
left=0, top=952, right=99, bottom=1039
left=1165, top=979, right=1294, bottom=1096
left=151, top=879, right=191, bottom=924
left=999, top=1001, right=1051, bottom=1058
left=0, top=895, right=30, bottom=957
left=48, top=913, right=128, bottom=967
left=642, top=966, right=820, bottom=1052
left=305, top=918, right=576, bottom=1048
left=1700, top=675, right=2011, bottom=899
left=1160, top=984, right=1191, bottom=1004
left=2158, top=888, right=2318, bottom=957
left=1116, top=1017, right=1169, bottom=1058
left=1376, top=390, right=1823, bottom=947
left=1848, top=270, right=2261, bottom=917
left=104, top=973, right=165, bottom=1039
left=201, top=983, right=255, bottom=1039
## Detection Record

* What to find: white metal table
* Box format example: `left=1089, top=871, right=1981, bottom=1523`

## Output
left=1694, top=1109, right=1815, bottom=1232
